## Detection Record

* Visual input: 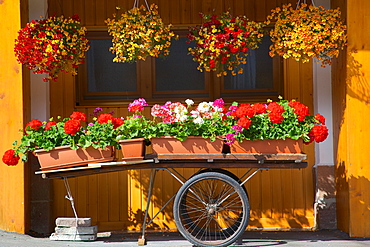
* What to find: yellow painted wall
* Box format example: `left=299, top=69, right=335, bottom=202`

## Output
left=332, top=0, right=370, bottom=237
left=0, top=0, right=29, bottom=233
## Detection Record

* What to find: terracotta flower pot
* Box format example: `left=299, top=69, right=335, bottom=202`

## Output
left=34, top=145, right=115, bottom=170
left=151, top=136, right=224, bottom=154
left=119, top=138, right=146, bottom=161
left=230, top=139, right=303, bottom=154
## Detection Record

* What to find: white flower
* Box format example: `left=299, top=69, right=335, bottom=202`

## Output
left=176, top=113, right=188, bottom=122
left=174, top=105, right=187, bottom=115
left=185, top=99, right=194, bottom=106
left=193, top=117, right=204, bottom=124
left=197, top=102, right=211, bottom=113
left=213, top=106, right=223, bottom=113
left=190, top=110, right=200, bottom=118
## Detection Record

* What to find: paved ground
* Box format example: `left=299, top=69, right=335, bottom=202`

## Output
left=0, top=229, right=370, bottom=247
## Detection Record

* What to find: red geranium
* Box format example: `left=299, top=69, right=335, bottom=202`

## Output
left=113, top=118, right=125, bottom=129
left=315, top=113, right=326, bottom=125
left=70, top=111, right=87, bottom=121
left=45, top=121, right=56, bottom=130
left=64, top=119, right=81, bottom=135
left=309, top=125, right=329, bottom=143
left=288, top=100, right=309, bottom=121
left=237, top=116, right=252, bottom=129
left=2, top=149, right=20, bottom=166
left=97, top=114, right=124, bottom=129
left=233, top=104, right=255, bottom=118
left=25, top=119, right=43, bottom=131
left=267, top=102, right=285, bottom=124
left=268, top=112, right=284, bottom=124
left=253, top=103, right=267, bottom=114
left=267, top=102, right=285, bottom=113
left=97, top=113, right=115, bottom=124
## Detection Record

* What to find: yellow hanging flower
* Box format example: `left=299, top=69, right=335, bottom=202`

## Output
left=105, top=4, right=178, bottom=63
left=266, top=4, right=347, bottom=66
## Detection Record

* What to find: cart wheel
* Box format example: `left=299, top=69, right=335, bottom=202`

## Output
left=174, top=172, right=250, bottom=247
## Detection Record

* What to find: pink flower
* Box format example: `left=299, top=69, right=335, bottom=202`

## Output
left=213, top=98, right=225, bottom=108
left=225, top=133, right=236, bottom=145
left=151, top=104, right=171, bottom=117
left=128, top=98, right=148, bottom=112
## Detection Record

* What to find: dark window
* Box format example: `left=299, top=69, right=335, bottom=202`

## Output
left=77, top=30, right=282, bottom=106
left=87, top=39, right=137, bottom=93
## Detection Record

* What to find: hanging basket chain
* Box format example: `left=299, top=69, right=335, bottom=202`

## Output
left=296, top=0, right=317, bottom=9
left=133, top=0, right=150, bottom=10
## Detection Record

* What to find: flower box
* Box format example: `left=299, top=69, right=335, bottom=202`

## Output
left=119, top=138, right=146, bottom=161
left=230, top=139, right=303, bottom=154
left=34, top=145, right=115, bottom=171
left=151, top=136, right=224, bottom=155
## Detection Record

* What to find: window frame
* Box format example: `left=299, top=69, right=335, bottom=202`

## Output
left=76, top=27, right=284, bottom=106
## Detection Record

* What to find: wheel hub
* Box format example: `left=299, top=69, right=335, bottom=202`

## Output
left=207, top=204, right=217, bottom=215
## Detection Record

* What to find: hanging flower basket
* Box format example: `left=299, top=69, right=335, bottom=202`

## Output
left=187, top=12, right=265, bottom=77
left=105, top=4, right=177, bottom=63
left=14, top=15, right=90, bottom=82
left=266, top=3, right=347, bottom=66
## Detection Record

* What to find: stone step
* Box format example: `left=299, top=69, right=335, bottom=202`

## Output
left=54, top=225, right=98, bottom=235
left=55, top=218, right=92, bottom=227
left=49, top=233, right=97, bottom=241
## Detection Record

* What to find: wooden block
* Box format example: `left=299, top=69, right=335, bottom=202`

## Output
left=55, top=218, right=92, bottom=227
left=49, top=233, right=97, bottom=241
left=138, top=237, right=146, bottom=245
left=55, top=226, right=98, bottom=235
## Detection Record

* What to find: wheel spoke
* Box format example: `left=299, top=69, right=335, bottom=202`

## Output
left=174, top=172, right=250, bottom=247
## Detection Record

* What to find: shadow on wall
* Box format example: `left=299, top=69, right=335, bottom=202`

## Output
left=347, top=50, right=370, bottom=104
left=126, top=168, right=313, bottom=231
left=336, top=160, right=370, bottom=236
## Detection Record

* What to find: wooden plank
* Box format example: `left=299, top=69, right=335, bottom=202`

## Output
left=84, top=0, right=96, bottom=26
left=76, top=175, right=88, bottom=217
left=260, top=168, right=272, bottom=218
left=108, top=172, right=120, bottom=222
left=169, top=0, right=181, bottom=24
left=152, top=153, right=307, bottom=161
left=271, top=169, right=283, bottom=219
left=254, top=0, right=266, bottom=22
left=190, top=0, right=202, bottom=23
left=95, top=0, right=107, bottom=26
left=180, top=0, right=191, bottom=24
left=243, top=0, right=254, bottom=20
left=118, top=171, right=129, bottom=223
left=87, top=174, right=99, bottom=224
left=97, top=174, right=109, bottom=222
left=38, top=161, right=307, bottom=180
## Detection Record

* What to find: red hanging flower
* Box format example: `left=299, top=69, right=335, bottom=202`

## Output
left=25, top=119, right=43, bottom=132
left=2, top=149, right=20, bottom=166
left=64, top=119, right=81, bottom=135
left=70, top=111, right=87, bottom=121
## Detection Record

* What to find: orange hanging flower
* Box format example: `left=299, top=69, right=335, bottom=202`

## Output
left=266, top=4, right=347, bottom=66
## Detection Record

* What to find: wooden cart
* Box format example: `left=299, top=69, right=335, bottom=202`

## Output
left=36, top=153, right=307, bottom=247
